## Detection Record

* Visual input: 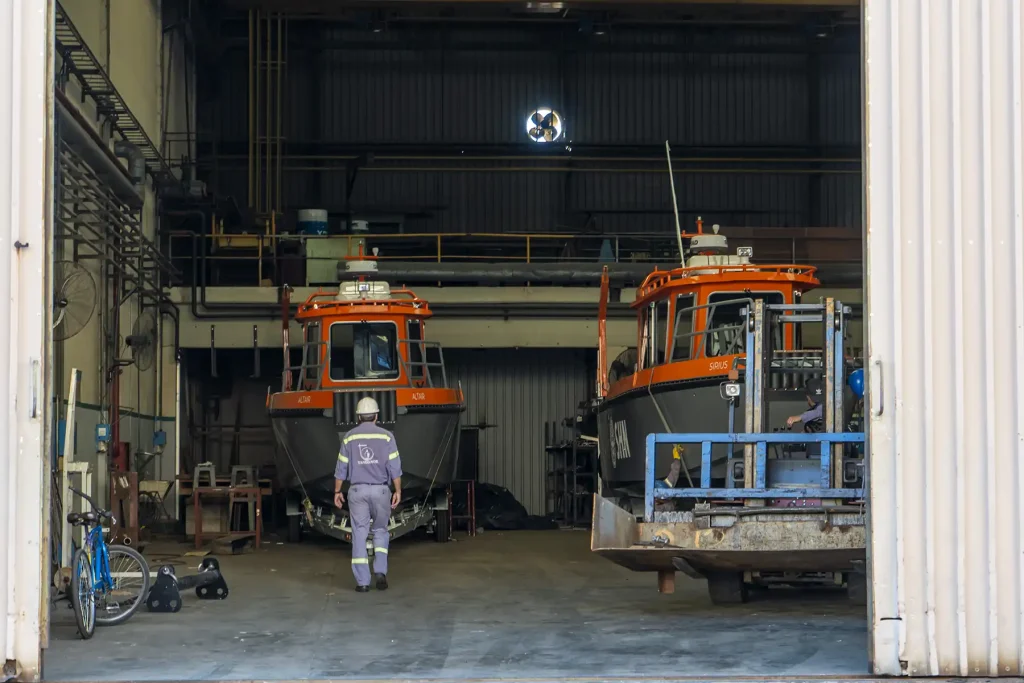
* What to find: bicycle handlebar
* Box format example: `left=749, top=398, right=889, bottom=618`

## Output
left=69, top=487, right=104, bottom=514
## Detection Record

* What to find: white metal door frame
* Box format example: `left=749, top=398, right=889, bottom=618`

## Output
left=864, top=0, right=1024, bottom=676
left=0, top=0, right=56, bottom=680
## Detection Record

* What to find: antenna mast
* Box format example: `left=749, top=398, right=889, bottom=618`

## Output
left=664, top=140, right=686, bottom=267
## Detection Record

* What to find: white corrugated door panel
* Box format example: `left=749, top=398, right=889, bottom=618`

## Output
left=0, top=0, right=54, bottom=680
left=864, top=0, right=1024, bottom=677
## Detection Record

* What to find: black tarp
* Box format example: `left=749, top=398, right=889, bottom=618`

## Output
left=453, top=483, right=558, bottom=531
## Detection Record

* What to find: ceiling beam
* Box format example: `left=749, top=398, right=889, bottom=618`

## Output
left=221, top=0, right=859, bottom=15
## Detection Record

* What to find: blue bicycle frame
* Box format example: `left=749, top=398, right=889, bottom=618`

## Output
left=81, top=524, right=114, bottom=595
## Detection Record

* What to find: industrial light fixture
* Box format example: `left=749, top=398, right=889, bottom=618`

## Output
left=578, top=17, right=609, bottom=36
left=526, top=108, right=564, bottom=143
left=525, top=2, right=564, bottom=13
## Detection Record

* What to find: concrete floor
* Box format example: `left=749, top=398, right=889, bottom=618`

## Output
left=46, top=530, right=867, bottom=681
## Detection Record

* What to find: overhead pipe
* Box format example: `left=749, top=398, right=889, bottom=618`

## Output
left=156, top=298, right=180, bottom=442
left=55, top=90, right=143, bottom=207
left=187, top=298, right=635, bottom=320
left=161, top=300, right=181, bottom=359
left=374, top=262, right=663, bottom=286
left=211, top=153, right=860, bottom=163
left=367, top=261, right=863, bottom=286
left=186, top=257, right=860, bottom=320
left=188, top=231, right=287, bottom=320
left=159, top=210, right=266, bottom=320
left=113, top=140, right=146, bottom=189
left=259, top=165, right=861, bottom=175
left=429, top=302, right=635, bottom=318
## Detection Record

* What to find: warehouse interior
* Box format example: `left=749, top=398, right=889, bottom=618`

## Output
left=45, top=0, right=870, bottom=679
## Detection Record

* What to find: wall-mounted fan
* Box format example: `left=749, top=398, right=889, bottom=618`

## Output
left=53, top=260, right=97, bottom=342
left=125, top=309, right=158, bottom=372
left=526, top=109, right=563, bottom=143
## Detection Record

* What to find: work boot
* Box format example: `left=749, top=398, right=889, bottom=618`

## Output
left=355, top=585, right=370, bottom=593
left=375, top=573, right=388, bottom=591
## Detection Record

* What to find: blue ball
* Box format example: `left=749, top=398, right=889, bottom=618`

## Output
left=848, top=368, right=865, bottom=399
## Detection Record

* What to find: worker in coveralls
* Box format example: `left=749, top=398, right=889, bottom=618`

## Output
left=333, top=397, right=403, bottom=593
left=786, top=378, right=825, bottom=430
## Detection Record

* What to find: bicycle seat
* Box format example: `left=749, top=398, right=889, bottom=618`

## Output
left=66, top=511, right=96, bottom=525
left=65, top=510, right=112, bottom=526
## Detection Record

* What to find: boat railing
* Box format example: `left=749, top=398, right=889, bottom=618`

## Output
left=667, top=298, right=758, bottom=362
left=283, top=339, right=328, bottom=391
left=397, top=338, right=450, bottom=389
left=663, top=299, right=856, bottom=388
left=279, top=338, right=452, bottom=392
left=638, top=263, right=819, bottom=298
left=297, top=291, right=428, bottom=313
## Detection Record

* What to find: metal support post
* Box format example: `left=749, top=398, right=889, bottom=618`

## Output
left=742, top=300, right=765, bottom=493
left=61, top=462, right=93, bottom=566
left=831, top=301, right=847, bottom=489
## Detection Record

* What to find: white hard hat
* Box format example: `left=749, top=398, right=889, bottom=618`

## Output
left=355, top=396, right=379, bottom=416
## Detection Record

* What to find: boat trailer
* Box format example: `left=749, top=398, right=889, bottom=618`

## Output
left=591, top=299, right=867, bottom=604
left=294, top=488, right=449, bottom=551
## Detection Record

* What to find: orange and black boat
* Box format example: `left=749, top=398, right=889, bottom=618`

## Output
left=593, top=222, right=823, bottom=513
left=268, top=256, right=465, bottom=534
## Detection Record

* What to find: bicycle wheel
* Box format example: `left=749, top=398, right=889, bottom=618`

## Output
left=69, top=548, right=95, bottom=639
left=95, top=545, right=150, bottom=626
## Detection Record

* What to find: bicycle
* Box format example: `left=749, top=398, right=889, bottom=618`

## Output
left=65, top=488, right=151, bottom=639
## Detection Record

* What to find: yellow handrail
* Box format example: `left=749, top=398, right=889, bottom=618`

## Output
left=167, top=230, right=856, bottom=287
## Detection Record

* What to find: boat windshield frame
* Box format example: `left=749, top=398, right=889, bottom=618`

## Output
left=635, top=288, right=803, bottom=374
left=283, top=320, right=452, bottom=392
left=327, top=319, right=403, bottom=382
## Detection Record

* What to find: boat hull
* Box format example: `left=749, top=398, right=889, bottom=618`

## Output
left=271, top=407, right=462, bottom=507
left=596, top=381, right=811, bottom=501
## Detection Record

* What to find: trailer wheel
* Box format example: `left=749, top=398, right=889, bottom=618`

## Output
left=434, top=508, right=450, bottom=543
left=707, top=572, right=749, bottom=605
left=287, top=514, right=302, bottom=544
left=846, top=572, right=867, bottom=606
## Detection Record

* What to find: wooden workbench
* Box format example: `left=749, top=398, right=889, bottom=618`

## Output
left=190, top=486, right=263, bottom=550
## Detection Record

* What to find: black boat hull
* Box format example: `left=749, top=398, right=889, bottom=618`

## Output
left=596, top=382, right=811, bottom=501
left=271, top=408, right=462, bottom=507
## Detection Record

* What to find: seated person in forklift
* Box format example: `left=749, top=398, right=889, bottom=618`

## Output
left=654, top=446, right=684, bottom=489
left=785, top=378, right=824, bottom=430
left=654, top=446, right=685, bottom=512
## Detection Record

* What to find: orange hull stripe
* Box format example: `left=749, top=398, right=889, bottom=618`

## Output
left=269, top=387, right=463, bottom=411
left=607, top=355, right=743, bottom=400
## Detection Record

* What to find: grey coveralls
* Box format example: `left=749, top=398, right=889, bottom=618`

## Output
left=335, top=421, right=403, bottom=586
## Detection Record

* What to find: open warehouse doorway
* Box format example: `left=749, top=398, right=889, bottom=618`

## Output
left=2, top=0, right=1022, bottom=681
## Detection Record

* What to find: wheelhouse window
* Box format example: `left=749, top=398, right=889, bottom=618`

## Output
left=651, top=299, right=669, bottom=366
left=302, top=322, right=321, bottom=384
left=637, top=307, right=650, bottom=370
left=329, top=322, right=399, bottom=381
left=704, top=291, right=784, bottom=357
left=670, top=294, right=696, bottom=361
left=407, top=319, right=425, bottom=383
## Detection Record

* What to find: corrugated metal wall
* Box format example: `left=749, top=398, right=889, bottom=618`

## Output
left=201, top=23, right=862, bottom=231
left=864, top=0, right=1023, bottom=676
left=1, top=0, right=51, bottom=677
left=446, top=349, right=591, bottom=515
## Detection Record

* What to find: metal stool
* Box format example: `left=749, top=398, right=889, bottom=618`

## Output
left=193, top=463, right=216, bottom=489
left=229, top=466, right=258, bottom=532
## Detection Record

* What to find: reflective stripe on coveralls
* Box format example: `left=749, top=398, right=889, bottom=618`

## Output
left=348, top=484, right=392, bottom=585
